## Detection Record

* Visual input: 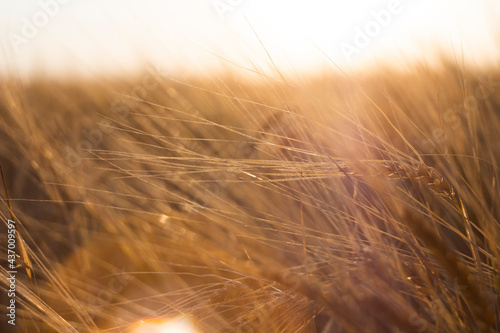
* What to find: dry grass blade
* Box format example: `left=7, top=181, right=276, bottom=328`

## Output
left=1, top=59, right=499, bottom=332
left=0, top=162, right=34, bottom=281
left=402, top=209, right=495, bottom=332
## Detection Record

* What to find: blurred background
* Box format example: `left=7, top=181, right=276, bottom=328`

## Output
left=0, top=0, right=499, bottom=79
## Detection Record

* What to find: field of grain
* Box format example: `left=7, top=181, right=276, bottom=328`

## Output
left=1, top=58, right=500, bottom=332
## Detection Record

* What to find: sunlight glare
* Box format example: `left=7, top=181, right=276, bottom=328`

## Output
left=131, top=317, right=200, bottom=333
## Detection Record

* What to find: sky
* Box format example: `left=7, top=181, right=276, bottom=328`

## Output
left=0, top=0, right=499, bottom=78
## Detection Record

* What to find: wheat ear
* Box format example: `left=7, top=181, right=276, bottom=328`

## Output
left=378, top=161, right=480, bottom=268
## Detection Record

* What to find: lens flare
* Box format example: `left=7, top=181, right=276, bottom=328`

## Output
left=131, top=317, right=200, bottom=333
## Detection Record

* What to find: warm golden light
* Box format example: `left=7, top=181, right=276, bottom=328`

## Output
left=1, top=0, right=499, bottom=77
left=131, top=317, right=200, bottom=333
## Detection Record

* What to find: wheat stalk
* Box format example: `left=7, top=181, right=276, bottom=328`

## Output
left=235, top=155, right=483, bottom=278
left=367, top=160, right=480, bottom=267
left=337, top=159, right=491, bottom=327
left=330, top=159, right=482, bottom=274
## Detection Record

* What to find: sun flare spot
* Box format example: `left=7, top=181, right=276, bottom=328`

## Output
left=131, top=317, right=200, bottom=333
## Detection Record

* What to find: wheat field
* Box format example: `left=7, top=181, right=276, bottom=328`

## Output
left=1, top=57, right=500, bottom=332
